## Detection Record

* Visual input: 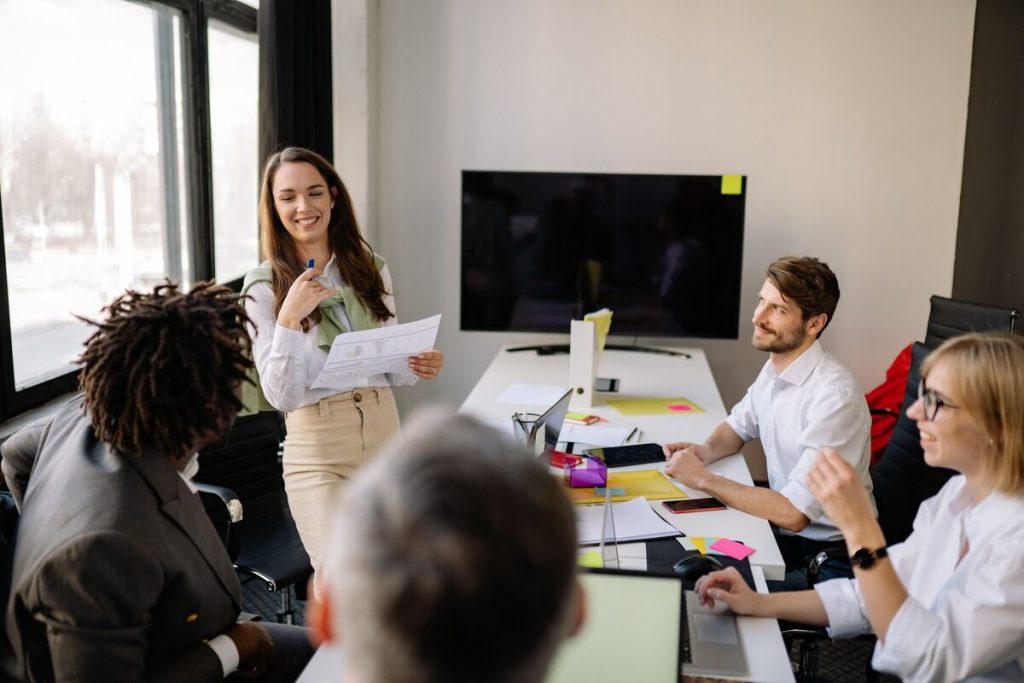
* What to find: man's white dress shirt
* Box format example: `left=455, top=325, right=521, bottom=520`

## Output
left=815, top=476, right=1024, bottom=681
left=726, top=340, right=872, bottom=541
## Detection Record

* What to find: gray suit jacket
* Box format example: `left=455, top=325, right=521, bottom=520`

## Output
left=2, top=397, right=242, bottom=682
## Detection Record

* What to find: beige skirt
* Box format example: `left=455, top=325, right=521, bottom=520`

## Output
left=282, top=387, right=400, bottom=574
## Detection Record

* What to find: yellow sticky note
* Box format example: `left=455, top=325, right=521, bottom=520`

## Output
left=606, top=397, right=704, bottom=417
left=721, top=175, right=743, bottom=195
left=692, top=537, right=708, bottom=555
left=578, top=550, right=604, bottom=568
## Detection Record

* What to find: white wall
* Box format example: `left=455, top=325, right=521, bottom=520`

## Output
left=335, top=0, right=976, bottom=475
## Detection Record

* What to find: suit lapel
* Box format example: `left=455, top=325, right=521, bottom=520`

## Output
left=126, top=453, right=242, bottom=609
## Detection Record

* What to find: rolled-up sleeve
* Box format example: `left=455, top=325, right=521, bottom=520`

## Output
left=244, top=284, right=309, bottom=412
left=725, top=386, right=758, bottom=442
left=815, top=577, right=872, bottom=638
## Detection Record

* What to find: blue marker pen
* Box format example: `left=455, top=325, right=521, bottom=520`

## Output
left=307, top=258, right=314, bottom=270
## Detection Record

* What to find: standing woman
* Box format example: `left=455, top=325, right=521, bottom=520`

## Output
left=243, top=146, right=444, bottom=576
left=694, top=332, right=1024, bottom=681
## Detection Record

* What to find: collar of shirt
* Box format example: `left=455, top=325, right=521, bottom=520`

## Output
left=958, top=482, right=1024, bottom=543
left=767, top=339, right=825, bottom=387
left=177, top=452, right=200, bottom=494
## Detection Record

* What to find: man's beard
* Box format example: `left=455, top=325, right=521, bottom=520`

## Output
left=751, top=324, right=807, bottom=354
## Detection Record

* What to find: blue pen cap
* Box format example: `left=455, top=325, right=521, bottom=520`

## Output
left=307, top=258, right=314, bottom=269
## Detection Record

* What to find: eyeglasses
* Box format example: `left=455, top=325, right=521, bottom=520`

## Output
left=918, top=378, right=961, bottom=421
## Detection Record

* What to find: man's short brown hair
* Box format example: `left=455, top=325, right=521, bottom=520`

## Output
left=766, top=256, right=840, bottom=337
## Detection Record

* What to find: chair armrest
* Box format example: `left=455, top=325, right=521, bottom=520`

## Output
left=195, top=482, right=243, bottom=561
left=808, top=546, right=849, bottom=585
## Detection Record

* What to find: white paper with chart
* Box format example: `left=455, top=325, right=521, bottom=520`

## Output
left=310, top=314, right=441, bottom=390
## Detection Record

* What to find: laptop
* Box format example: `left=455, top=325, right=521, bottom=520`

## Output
left=545, top=568, right=748, bottom=682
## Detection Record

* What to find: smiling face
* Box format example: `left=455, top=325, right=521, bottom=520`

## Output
left=271, top=161, right=335, bottom=252
left=907, top=358, right=989, bottom=477
left=750, top=279, right=822, bottom=356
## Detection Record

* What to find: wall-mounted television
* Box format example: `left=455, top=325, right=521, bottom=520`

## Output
left=461, top=170, right=746, bottom=339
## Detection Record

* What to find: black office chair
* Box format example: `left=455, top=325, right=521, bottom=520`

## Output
left=196, top=412, right=312, bottom=624
left=789, top=295, right=1020, bottom=679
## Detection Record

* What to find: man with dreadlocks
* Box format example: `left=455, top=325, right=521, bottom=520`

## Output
left=1, top=282, right=313, bottom=682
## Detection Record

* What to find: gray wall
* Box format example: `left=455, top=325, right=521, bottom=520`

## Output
left=333, top=0, right=976, bottom=477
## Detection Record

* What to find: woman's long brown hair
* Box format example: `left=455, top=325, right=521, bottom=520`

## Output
left=258, top=146, right=391, bottom=330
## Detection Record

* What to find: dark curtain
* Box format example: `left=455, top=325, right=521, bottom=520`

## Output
left=258, top=0, right=334, bottom=166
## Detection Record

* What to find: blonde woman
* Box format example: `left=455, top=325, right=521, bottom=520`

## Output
left=696, top=332, right=1024, bottom=681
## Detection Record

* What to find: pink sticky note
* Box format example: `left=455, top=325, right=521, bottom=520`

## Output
left=667, top=404, right=692, bottom=412
left=710, top=538, right=755, bottom=561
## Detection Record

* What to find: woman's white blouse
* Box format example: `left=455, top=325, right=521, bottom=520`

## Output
left=244, top=260, right=415, bottom=412
left=815, top=475, right=1024, bottom=682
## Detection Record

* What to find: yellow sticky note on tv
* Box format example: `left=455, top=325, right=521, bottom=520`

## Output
left=721, top=175, right=743, bottom=195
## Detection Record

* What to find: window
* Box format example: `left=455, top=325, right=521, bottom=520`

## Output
left=0, top=0, right=257, bottom=418
left=209, top=18, right=260, bottom=283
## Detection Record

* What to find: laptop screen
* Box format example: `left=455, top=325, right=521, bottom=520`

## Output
left=546, top=569, right=683, bottom=683
left=536, top=388, right=573, bottom=450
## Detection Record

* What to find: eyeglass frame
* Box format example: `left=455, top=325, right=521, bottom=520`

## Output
left=918, top=377, right=962, bottom=421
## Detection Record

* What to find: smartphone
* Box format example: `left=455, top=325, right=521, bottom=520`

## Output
left=594, top=377, right=620, bottom=392
left=662, top=498, right=727, bottom=514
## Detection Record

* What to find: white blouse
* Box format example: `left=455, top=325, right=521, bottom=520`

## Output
left=815, top=475, right=1024, bottom=682
left=244, top=259, right=416, bottom=412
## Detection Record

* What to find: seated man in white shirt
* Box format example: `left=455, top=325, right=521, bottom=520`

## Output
left=309, top=412, right=585, bottom=683
left=665, top=256, right=872, bottom=588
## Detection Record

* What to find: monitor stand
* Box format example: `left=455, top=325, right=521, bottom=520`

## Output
left=505, top=344, right=691, bottom=358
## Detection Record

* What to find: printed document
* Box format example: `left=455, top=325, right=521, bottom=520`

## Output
left=311, top=314, right=441, bottom=391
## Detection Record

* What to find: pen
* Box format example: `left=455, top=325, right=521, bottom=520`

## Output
left=307, top=258, right=314, bottom=269
left=626, top=426, right=639, bottom=442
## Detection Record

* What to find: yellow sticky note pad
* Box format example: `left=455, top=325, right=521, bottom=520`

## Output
left=606, top=397, right=704, bottom=416
left=578, top=550, right=604, bottom=568
left=721, top=175, right=743, bottom=195
left=567, top=469, right=684, bottom=504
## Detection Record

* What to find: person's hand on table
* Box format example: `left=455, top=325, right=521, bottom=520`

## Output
left=665, top=450, right=712, bottom=490
left=663, top=441, right=698, bottom=460
left=695, top=567, right=761, bottom=615
left=409, top=349, right=444, bottom=380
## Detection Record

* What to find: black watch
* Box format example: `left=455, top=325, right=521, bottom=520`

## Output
left=850, top=546, right=889, bottom=570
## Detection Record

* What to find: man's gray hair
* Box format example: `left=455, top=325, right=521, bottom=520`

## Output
left=322, top=408, right=579, bottom=683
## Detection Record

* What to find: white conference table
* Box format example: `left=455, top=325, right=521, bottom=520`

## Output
left=460, top=345, right=795, bottom=682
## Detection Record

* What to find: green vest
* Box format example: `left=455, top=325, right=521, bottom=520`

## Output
left=239, top=254, right=387, bottom=414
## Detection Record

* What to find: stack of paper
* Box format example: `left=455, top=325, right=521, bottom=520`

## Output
left=576, top=498, right=680, bottom=545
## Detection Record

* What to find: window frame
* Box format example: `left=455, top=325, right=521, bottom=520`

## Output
left=0, top=0, right=258, bottom=421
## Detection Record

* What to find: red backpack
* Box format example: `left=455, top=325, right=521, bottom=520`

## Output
left=865, top=344, right=913, bottom=466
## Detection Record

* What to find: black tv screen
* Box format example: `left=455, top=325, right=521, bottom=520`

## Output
left=461, top=170, right=746, bottom=338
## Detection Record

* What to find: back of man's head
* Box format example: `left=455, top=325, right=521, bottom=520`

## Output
left=766, top=256, right=840, bottom=336
left=320, top=411, right=580, bottom=683
left=77, top=281, right=253, bottom=459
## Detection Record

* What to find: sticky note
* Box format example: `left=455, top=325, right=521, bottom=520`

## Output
left=692, top=537, right=708, bottom=554
left=678, top=537, right=697, bottom=551
left=594, top=487, right=626, bottom=497
left=667, top=404, right=692, bottom=412
left=710, top=538, right=755, bottom=561
left=721, top=175, right=743, bottom=195
left=578, top=550, right=604, bottom=568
